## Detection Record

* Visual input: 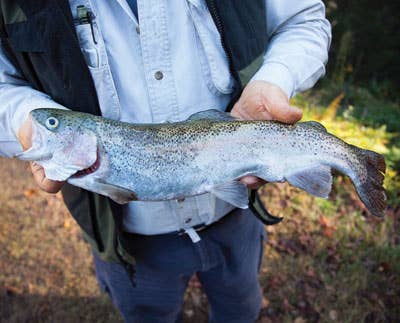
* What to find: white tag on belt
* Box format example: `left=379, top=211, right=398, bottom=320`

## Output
left=185, top=228, right=201, bottom=243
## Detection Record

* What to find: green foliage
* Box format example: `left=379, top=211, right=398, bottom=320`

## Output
left=324, top=0, right=400, bottom=97
left=306, top=81, right=400, bottom=132
left=332, top=31, right=353, bottom=87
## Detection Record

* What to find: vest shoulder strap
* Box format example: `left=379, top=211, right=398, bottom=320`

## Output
left=0, top=2, right=6, bottom=38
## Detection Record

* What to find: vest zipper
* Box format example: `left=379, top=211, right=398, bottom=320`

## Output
left=206, top=0, right=240, bottom=85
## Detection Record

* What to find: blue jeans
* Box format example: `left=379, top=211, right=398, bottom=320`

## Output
left=93, top=208, right=266, bottom=323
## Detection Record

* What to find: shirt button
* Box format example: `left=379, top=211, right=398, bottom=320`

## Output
left=185, top=218, right=192, bottom=224
left=154, top=71, right=164, bottom=80
left=136, top=25, right=140, bottom=34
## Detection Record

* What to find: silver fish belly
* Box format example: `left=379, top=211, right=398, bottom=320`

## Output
left=17, top=109, right=386, bottom=217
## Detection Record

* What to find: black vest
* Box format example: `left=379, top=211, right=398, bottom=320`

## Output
left=0, top=0, right=271, bottom=261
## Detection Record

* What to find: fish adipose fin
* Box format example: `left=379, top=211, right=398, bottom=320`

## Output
left=211, top=181, right=249, bottom=209
left=187, top=109, right=237, bottom=122
left=353, top=149, right=386, bottom=217
left=90, top=179, right=138, bottom=204
left=286, top=165, right=332, bottom=198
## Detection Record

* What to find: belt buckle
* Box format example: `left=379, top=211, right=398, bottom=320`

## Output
left=177, top=223, right=207, bottom=236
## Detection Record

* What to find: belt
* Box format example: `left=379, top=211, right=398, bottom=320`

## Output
left=175, top=222, right=209, bottom=235
left=122, top=209, right=236, bottom=244
left=172, top=207, right=234, bottom=239
left=120, top=208, right=238, bottom=255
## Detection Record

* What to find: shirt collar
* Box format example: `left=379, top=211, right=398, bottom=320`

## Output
left=114, top=0, right=137, bottom=22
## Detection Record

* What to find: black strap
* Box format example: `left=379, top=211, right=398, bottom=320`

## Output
left=109, top=199, right=137, bottom=287
left=0, top=2, right=6, bottom=39
left=248, top=189, right=283, bottom=225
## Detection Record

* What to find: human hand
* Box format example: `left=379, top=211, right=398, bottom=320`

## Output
left=232, top=81, right=303, bottom=189
left=18, top=118, right=65, bottom=193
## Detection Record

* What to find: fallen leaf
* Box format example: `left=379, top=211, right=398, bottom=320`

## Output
left=283, top=298, right=292, bottom=311
left=262, top=295, right=270, bottom=309
left=323, top=227, right=336, bottom=238
left=24, top=188, right=38, bottom=198
left=306, top=268, right=316, bottom=278
left=378, top=262, right=390, bottom=273
left=329, top=310, right=338, bottom=320
left=64, top=219, right=71, bottom=229
left=294, top=317, right=307, bottom=323
left=184, top=309, right=194, bottom=318
left=297, top=300, right=307, bottom=309
left=319, top=215, right=330, bottom=227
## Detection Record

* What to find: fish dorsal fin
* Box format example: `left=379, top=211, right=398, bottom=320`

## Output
left=303, top=121, right=327, bottom=132
left=286, top=165, right=332, bottom=198
left=187, top=109, right=237, bottom=122
left=211, top=181, right=249, bottom=209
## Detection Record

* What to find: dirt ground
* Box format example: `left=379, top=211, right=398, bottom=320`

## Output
left=0, top=157, right=399, bottom=323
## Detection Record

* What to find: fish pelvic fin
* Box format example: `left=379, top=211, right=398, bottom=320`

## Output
left=211, top=181, right=249, bottom=209
left=68, top=178, right=138, bottom=204
left=286, top=165, right=333, bottom=198
left=353, top=149, right=386, bottom=217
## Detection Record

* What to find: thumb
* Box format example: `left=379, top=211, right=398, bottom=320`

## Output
left=18, top=118, right=33, bottom=150
left=269, top=103, right=302, bottom=124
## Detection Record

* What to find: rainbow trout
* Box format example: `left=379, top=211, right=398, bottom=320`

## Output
left=17, top=109, right=386, bottom=217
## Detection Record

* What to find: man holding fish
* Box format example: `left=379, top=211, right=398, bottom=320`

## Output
left=0, top=0, right=332, bottom=322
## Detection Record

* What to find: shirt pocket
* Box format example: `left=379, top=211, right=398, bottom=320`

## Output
left=74, top=17, right=109, bottom=69
left=75, top=23, right=100, bottom=68
left=72, top=3, right=107, bottom=70
left=186, top=0, right=235, bottom=95
left=71, top=4, right=121, bottom=120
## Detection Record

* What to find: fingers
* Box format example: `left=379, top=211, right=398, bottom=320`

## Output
left=240, top=176, right=266, bottom=190
left=30, top=162, right=65, bottom=193
left=232, top=81, right=302, bottom=124
left=232, top=100, right=273, bottom=121
left=18, top=119, right=64, bottom=193
left=17, top=117, right=33, bottom=150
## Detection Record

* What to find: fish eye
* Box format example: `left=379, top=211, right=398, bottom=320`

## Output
left=45, top=117, right=59, bottom=130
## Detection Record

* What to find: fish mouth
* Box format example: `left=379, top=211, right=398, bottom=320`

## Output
left=72, top=148, right=101, bottom=178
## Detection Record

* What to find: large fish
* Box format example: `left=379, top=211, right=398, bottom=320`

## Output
left=17, top=108, right=386, bottom=217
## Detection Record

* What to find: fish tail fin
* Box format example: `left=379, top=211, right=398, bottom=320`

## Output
left=353, top=148, right=386, bottom=217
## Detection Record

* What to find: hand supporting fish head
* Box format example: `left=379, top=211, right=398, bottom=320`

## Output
left=16, top=108, right=98, bottom=181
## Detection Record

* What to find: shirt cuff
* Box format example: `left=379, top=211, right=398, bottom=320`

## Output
left=250, top=61, right=296, bottom=98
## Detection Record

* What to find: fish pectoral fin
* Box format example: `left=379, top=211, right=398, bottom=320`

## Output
left=286, top=165, right=332, bottom=198
left=93, top=179, right=138, bottom=204
left=15, top=146, right=52, bottom=161
left=211, top=181, right=249, bottom=209
left=187, top=109, right=238, bottom=122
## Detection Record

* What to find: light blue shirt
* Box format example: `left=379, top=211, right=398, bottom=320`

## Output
left=0, top=0, right=331, bottom=235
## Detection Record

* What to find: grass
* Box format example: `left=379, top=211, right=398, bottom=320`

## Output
left=0, top=84, right=399, bottom=322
